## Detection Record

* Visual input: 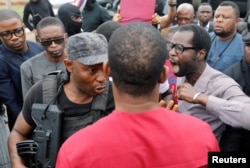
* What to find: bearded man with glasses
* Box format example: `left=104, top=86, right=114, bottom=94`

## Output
left=168, top=24, right=250, bottom=147
left=0, top=9, right=44, bottom=131
left=20, top=17, right=67, bottom=99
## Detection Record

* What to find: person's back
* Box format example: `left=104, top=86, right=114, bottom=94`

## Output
left=207, top=1, right=243, bottom=72
left=220, top=27, right=250, bottom=152
left=81, top=0, right=112, bottom=32
left=0, top=9, right=44, bottom=130
left=224, top=28, right=250, bottom=96
left=23, top=0, right=55, bottom=32
left=56, top=22, right=219, bottom=168
left=21, top=17, right=67, bottom=98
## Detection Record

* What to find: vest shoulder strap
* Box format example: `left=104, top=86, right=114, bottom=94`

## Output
left=42, top=70, right=65, bottom=104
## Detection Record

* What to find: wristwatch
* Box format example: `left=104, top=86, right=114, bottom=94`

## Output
left=168, top=3, right=177, bottom=7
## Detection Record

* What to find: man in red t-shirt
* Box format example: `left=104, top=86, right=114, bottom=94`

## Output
left=56, top=22, right=219, bottom=168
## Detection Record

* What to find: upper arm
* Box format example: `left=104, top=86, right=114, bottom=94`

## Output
left=11, top=112, right=34, bottom=138
left=22, top=81, right=43, bottom=126
left=0, top=59, right=21, bottom=109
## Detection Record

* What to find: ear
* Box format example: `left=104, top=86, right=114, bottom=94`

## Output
left=36, top=37, right=41, bottom=43
left=64, top=33, right=68, bottom=43
left=236, top=18, right=241, bottom=24
left=64, top=33, right=68, bottom=39
left=64, top=59, right=73, bottom=72
left=159, top=66, right=168, bottom=84
left=70, top=15, right=75, bottom=21
left=197, top=49, right=207, bottom=61
left=103, top=61, right=111, bottom=77
left=193, top=14, right=196, bottom=20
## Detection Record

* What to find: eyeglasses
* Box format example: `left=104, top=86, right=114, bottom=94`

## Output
left=0, top=27, right=24, bottom=40
left=166, top=41, right=196, bottom=54
left=40, top=37, right=65, bottom=47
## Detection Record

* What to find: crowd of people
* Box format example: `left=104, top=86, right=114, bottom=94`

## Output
left=1, top=0, right=250, bottom=167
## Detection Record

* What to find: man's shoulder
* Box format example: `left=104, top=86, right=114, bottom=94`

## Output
left=233, top=33, right=244, bottom=44
left=25, top=72, right=60, bottom=104
left=21, top=52, right=45, bottom=67
left=209, top=32, right=216, bottom=40
left=204, top=65, right=241, bottom=90
left=166, top=108, right=211, bottom=129
left=203, top=64, right=235, bottom=81
left=29, top=78, right=44, bottom=92
left=224, top=61, right=241, bottom=76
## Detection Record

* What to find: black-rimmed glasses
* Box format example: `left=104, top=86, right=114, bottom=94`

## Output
left=166, top=41, right=196, bottom=54
left=0, top=27, right=24, bottom=40
left=40, top=37, right=65, bottom=47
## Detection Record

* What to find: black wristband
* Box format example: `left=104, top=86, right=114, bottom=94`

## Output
left=168, top=3, right=177, bottom=7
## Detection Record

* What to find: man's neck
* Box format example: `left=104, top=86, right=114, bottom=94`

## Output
left=63, top=83, right=93, bottom=104
left=112, top=85, right=160, bottom=113
left=198, top=21, right=209, bottom=28
left=185, top=62, right=206, bottom=86
left=217, top=32, right=237, bottom=41
left=45, top=52, right=66, bottom=63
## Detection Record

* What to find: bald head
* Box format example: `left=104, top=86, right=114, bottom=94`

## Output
left=0, top=9, right=21, bottom=22
left=176, top=3, right=195, bottom=26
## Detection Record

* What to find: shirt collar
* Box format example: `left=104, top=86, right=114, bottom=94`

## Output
left=198, top=21, right=210, bottom=32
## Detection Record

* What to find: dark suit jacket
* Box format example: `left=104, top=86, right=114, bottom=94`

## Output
left=194, top=20, right=213, bottom=33
left=207, top=21, right=213, bottom=33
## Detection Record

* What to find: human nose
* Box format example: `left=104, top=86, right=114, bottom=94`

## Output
left=96, top=69, right=107, bottom=83
left=169, top=46, right=177, bottom=57
left=50, top=41, right=57, bottom=47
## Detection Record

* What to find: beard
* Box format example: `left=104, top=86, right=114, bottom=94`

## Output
left=214, top=30, right=233, bottom=38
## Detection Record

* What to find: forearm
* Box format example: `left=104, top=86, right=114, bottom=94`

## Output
left=8, top=129, right=27, bottom=168
left=160, top=0, right=176, bottom=28
left=8, top=113, right=34, bottom=168
left=206, top=96, right=250, bottom=130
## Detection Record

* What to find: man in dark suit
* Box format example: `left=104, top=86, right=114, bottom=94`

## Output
left=196, top=2, right=213, bottom=32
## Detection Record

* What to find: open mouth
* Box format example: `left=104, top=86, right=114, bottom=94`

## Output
left=95, top=86, right=106, bottom=94
left=169, top=57, right=179, bottom=74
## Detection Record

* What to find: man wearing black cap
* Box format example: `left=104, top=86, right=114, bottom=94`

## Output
left=8, top=32, right=114, bottom=168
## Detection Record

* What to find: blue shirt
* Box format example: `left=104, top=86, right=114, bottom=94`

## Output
left=0, top=41, right=43, bottom=129
left=206, top=32, right=243, bottom=72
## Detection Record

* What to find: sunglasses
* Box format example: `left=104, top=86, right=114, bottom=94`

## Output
left=40, top=37, right=65, bottom=47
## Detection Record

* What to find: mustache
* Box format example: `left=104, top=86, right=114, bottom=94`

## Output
left=169, top=56, right=176, bottom=63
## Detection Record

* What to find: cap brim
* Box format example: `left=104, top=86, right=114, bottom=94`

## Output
left=77, top=54, right=107, bottom=65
